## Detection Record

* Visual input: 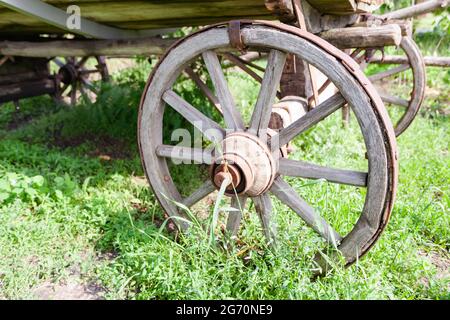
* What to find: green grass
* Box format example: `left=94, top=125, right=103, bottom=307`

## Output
left=0, top=58, right=448, bottom=300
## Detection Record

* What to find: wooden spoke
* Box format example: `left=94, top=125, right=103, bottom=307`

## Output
left=253, top=194, right=276, bottom=245
left=224, top=52, right=266, bottom=73
left=279, top=158, right=368, bottom=187
left=202, top=50, right=244, bottom=130
left=80, top=77, right=97, bottom=93
left=369, top=64, right=410, bottom=82
left=249, top=49, right=287, bottom=134
left=183, top=67, right=222, bottom=114
left=394, top=37, right=427, bottom=136
left=70, top=83, right=77, bottom=106
left=379, top=92, right=409, bottom=107
left=350, top=48, right=364, bottom=60
left=223, top=53, right=263, bottom=84
left=156, top=145, right=214, bottom=165
left=308, top=77, right=335, bottom=106
left=276, top=93, right=345, bottom=147
left=318, top=78, right=332, bottom=95
left=226, top=195, right=247, bottom=236
left=82, top=81, right=98, bottom=98
left=356, top=37, right=426, bottom=137
left=162, top=90, right=225, bottom=142
left=60, top=83, right=70, bottom=95
left=76, top=56, right=89, bottom=68
left=182, top=180, right=216, bottom=208
left=79, top=86, right=89, bottom=100
left=271, top=177, right=342, bottom=245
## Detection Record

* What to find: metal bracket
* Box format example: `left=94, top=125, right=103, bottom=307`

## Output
left=0, top=0, right=173, bottom=39
left=228, top=21, right=246, bottom=52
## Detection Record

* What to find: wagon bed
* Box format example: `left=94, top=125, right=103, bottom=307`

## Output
left=0, top=0, right=383, bottom=38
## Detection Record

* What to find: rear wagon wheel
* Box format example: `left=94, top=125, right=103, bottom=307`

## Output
left=353, top=37, right=426, bottom=136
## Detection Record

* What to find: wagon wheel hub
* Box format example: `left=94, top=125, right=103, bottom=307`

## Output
left=211, top=132, right=276, bottom=197
left=51, top=56, right=109, bottom=106
left=58, top=63, right=79, bottom=85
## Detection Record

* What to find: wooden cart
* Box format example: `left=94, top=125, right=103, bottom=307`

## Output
left=0, top=0, right=446, bottom=273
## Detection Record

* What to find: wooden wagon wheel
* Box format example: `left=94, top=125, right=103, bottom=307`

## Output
left=138, top=23, right=397, bottom=272
left=52, top=56, right=109, bottom=105
left=352, top=36, right=426, bottom=136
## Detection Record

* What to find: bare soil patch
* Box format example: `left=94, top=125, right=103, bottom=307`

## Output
left=33, top=278, right=105, bottom=300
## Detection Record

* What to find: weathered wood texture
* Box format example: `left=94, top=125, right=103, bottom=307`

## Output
left=279, top=54, right=315, bottom=101
left=155, top=145, right=214, bottom=165
left=253, top=194, right=276, bottom=245
left=320, top=25, right=402, bottom=49
left=0, top=0, right=387, bottom=37
left=306, top=0, right=383, bottom=14
left=0, top=0, right=274, bottom=36
left=249, top=49, right=286, bottom=133
left=370, top=55, right=450, bottom=68
left=202, top=50, right=245, bottom=130
left=278, top=158, right=368, bottom=187
left=265, top=0, right=359, bottom=32
left=226, top=195, right=247, bottom=236
left=0, top=37, right=173, bottom=57
left=271, top=177, right=342, bottom=244
left=352, top=19, right=413, bottom=37
left=163, top=89, right=225, bottom=141
left=357, top=36, right=426, bottom=137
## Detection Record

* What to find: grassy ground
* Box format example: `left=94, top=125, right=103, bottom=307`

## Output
left=0, top=55, right=448, bottom=300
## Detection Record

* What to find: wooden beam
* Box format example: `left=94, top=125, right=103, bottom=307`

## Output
left=320, top=25, right=402, bottom=49
left=370, top=55, right=450, bottom=68
left=306, top=0, right=357, bottom=14
left=356, top=0, right=384, bottom=12
left=0, top=0, right=168, bottom=39
left=0, top=37, right=175, bottom=57
left=0, top=0, right=274, bottom=36
left=352, top=19, right=413, bottom=37
left=0, top=57, right=49, bottom=83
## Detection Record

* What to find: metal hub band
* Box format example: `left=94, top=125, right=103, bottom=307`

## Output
left=211, top=132, right=277, bottom=197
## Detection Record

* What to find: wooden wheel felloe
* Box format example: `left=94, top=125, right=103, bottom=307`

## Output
left=354, top=36, right=426, bottom=136
left=138, top=22, right=398, bottom=271
left=52, top=56, right=109, bottom=105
